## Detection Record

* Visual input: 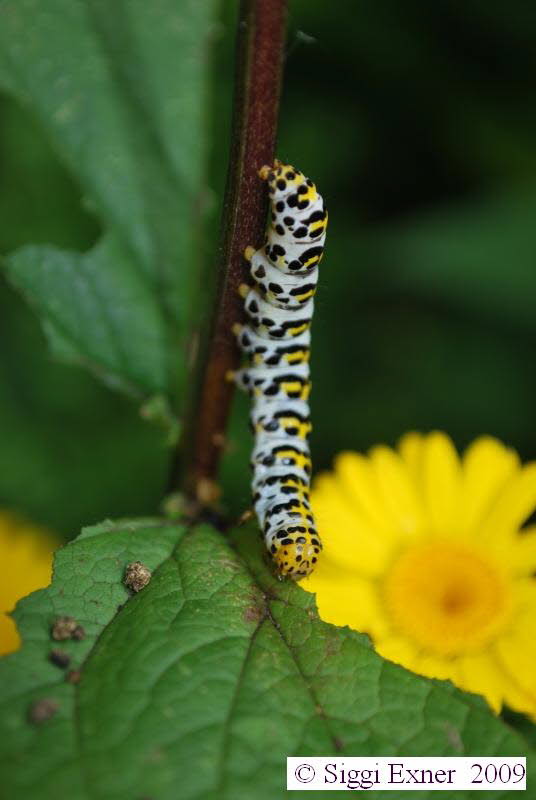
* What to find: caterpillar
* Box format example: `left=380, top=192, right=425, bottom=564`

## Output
left=229, top=160, right=327, bottom=579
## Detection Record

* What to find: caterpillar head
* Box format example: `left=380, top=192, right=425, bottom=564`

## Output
left=268, top=523, right=322, bottom=580
left=259, top=161, right=319, bottom=209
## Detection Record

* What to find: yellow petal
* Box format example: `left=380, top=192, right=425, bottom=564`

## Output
left=481, top=462, right=536, bottom=537
left=413, top=651, right=461, bottom=683
left=459, top=647, right=536, bottom=718
left=368, top=445, right=425, bottom=537
left=302, top=561, right=390, bottom=639
left=0, top=524, right=56, bottom=611
left=377, top=634, right=463, bottom=686
left=0, top=613, right=21, bottom=656
left=312, top=476, right=393, bottom=577
left=502, top=682, right=536, bottom=720
left=397, top=432, right=424, bottom=487
left=421, top=432, right=461, bottom=535
left=0, top=514, right=58, bottom=656
left=375, top=633, right=420, bottom=668
left=458, top=437, right=520, bottom=537
left=334, top=452, right=400, bottom=540
left=506, top=527, right=536, bottom=575
left=493, top=636, right=536, bottom=714
left=485, top=652, right=536, bottom=718
left=456, top=651, right=507, bottom=713
left=493, top=581, right=536, bottom=709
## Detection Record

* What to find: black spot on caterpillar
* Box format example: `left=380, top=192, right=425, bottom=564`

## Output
left=231, top=161, right=327, bottom=580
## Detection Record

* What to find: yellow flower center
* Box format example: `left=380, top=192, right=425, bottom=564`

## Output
left=382, top=540, right=512, bottom=656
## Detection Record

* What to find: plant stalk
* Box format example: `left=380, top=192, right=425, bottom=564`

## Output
left=172, top=0, right=288, bottom=503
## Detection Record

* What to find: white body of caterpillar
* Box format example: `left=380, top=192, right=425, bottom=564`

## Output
left=231, top=160, right=327, bottom=579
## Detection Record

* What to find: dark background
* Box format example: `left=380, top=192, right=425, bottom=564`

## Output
left=1, top=0, right=535, bottom=537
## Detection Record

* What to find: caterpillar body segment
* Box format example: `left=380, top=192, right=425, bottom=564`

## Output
left=232, top=325, right=311, bottom=367
left=233, top=161, right=327, bottom=580
left=247, top=249, right=319, bottom=307
left=253, top=477, right=312, bottom=517
left=233, top=363, right=311, bottom=403
left=250, top=437, right=312, bottom=479
left=243, top=288, right=314, bottom=339
left=268, top=205, right=328, bottom=243
left=264, top=236, right=325, bottom=273
left=250, top=399, right=312, bottom=442
left=251, top=467, right=311, bottom=494
left=258, top=482, right=315, bottom=529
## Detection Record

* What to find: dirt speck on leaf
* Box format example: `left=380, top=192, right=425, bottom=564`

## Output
left=243, top=590, right=267, bottom=624
left=28, top=698, right=59, bottom=724
left=51, top=616, right=77, bottom=640
left=333, top=736, right=344, bottom=752
left=72, top=624, right=86, bottom=640
left=49, top=649, right=71, bottom=668
left=325, top=633, right=341, bottom=658
left=444, top=722, right=464, bottom=752
left=124, top=561, right=152, bottom=592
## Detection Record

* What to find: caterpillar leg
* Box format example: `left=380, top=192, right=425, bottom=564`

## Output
left=229, top=368, right=253, bottom=392
left=258, top=159, right=283, bottom=181
left=236, top=508, right=255, bottom=526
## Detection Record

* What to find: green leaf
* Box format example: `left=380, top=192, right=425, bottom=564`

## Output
left=0, top=276, right=170, bottom=536
left=1, top=521, right=532, bottom=799
left=5, top=236, right=169, bottom=395
left=0, top=0, right=218, bottom=398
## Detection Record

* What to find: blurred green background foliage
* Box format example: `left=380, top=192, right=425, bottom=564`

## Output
left=1, top=0, right=535, bottom=537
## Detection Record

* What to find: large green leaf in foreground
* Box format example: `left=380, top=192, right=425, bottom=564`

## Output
left=0, top=0, right=217, bottom=398
left=0, top=520, right=532, bottom=799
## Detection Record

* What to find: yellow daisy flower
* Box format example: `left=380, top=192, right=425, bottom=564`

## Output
left=0, top=512, right=59, bottom=656
left=301, top=432, right=536, bottom=720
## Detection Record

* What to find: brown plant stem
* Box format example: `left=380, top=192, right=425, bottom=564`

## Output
left=172, top=0, right=288, bottom=502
